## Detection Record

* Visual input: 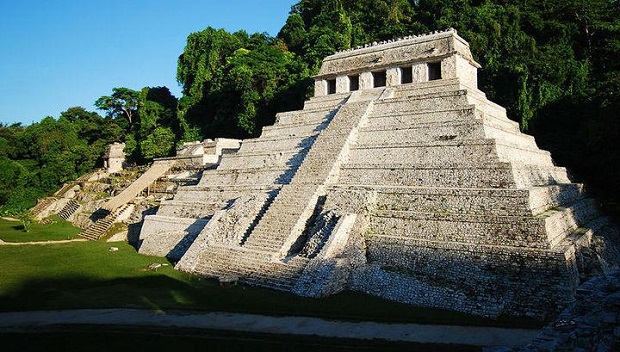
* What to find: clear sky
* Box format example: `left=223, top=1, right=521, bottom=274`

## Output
left=0, top=0, right=297, bottom=126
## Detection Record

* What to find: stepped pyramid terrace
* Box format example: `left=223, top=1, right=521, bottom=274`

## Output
left=136, top=28, right=620, bottom=318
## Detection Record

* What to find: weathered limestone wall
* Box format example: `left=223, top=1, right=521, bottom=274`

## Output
left=138, top=216, right=209, bottom=260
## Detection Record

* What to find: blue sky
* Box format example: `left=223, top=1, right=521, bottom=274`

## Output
left=0, top=0, right=297, bottom=125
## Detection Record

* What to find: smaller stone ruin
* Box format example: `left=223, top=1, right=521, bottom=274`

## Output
left=175, top=138, right=242, bottom=167
left=103, top=142, right=126, bottom=174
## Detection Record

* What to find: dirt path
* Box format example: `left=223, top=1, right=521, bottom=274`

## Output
left=0, top=309, right=538, bottom=347
left=0, top=238, right=87, bottom=246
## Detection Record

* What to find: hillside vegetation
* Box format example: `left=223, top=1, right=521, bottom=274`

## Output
left=1, top=0, right=619, bottom=216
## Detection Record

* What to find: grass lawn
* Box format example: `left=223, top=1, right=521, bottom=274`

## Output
left=1, top=326, right=480, bottom=352
left=0, top=222, right=544, bottom=329
left=0, top=216, right=81, bottom=242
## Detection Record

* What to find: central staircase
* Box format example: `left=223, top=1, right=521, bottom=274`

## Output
left=170, top=94, right=376, bottom=289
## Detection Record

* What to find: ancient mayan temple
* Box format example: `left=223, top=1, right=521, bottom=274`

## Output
left=138, top=29, right=620, bottom=318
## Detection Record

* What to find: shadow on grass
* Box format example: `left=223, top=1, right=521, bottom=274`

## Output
left=0, top=325, right=481, bottom=352
left=0, top=274, right=543, bottom=329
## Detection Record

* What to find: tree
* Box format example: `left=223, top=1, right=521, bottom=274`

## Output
left=18, top=210, right=33, bottom=233
left=139, top=127, right=176, bottom=160
left=176, top=27, right=310, bottom=138
left=278, top=13, right=307, bottom=54
left=95, top=87, right=140, bottom=124
left=177, top=28, right=245, bottom=100
left=136, top=86, right=179, bottom=140
left=0, top=123, right=23, bottom=158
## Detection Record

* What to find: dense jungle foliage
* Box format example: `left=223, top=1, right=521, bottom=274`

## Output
left=1, top=0, right=619, bottom=216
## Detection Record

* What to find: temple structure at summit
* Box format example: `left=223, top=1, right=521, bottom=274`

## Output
left=137, top=28, right=619, bottom=318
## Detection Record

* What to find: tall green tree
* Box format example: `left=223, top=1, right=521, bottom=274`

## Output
left=177, top=28, right=310, bottom=138
left=95, top=87, right=140, bottom=125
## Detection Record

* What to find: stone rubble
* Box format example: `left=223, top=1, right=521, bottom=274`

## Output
left=491, top=270, right=620, bottom=351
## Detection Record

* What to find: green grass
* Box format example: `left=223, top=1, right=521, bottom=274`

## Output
left=0, top=221, right=544, bottom=329
left=0, top=216, right=81, bottom=242
left=0, top=240, right=543, bottom=328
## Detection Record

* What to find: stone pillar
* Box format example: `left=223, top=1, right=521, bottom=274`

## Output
left=441, top=56, right=458, bottom=80
left=412, top=62, right=428, bottom=82
left=359, top=71, right=373, bottom=90
left=336, top=75, right=349, bottom=94
left=386, top=67, right=400, bottom=87
left=314, top=80, right=327, bottom=97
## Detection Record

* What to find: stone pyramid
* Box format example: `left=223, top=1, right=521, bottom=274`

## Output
left=138, top=29, right=620, bottom=318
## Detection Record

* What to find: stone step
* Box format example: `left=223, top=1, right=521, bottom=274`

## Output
left=543, top=198, right=600, bottom=247
left=367, top=186, right=534, bottom=216
left=182, top=184, right=282, bottom=195
left=156, top=201, right=226, bottom=219
left=203, top=245, right=272, bottom=261
left=58, top=200, right=80, bottom=220
left=268, top=108, right=337, bottom=129
left=356, top=183, right=585, bottom=217
left=365, top=234, right=571, bottom=271
left=367, top=103, right=518, bottom=134
left=340, top=163, right=516, bottom=189
left=349, top=139, right=501, bottom=165
left=197, top=166, right=297, bottom=187
left=466, top=89, right=513, bottom=124
left=192, top=246, right=308, bottom=290
left=243, top=242, right=283, bottom=253
left=237, top=134, right=318, bottom=153
left=80, top=205, right=129, bottom=240
left=340, top=162, right=570, bottom=189
left=218, top=149, right=309, bottom=170
left=392, top=78, right=463, bottom=98
left=511, top=163, right=571, bottom=188
left=528, top=184, right=586, bottom=215
left=482, top=123, right=538, bottom=150
left=351, top=138, right=550, bottom=166
left=272, top=107, right=335, bottom=120
left=369, top=197, right=598, bottom=249
left=303, top=93, right=349, bottom=110
left=359, top=118, right=538, bottom=152
left=250, top=218, right=298, bottom=234
left=494, top=142, right=554, bottom=165
left=370, top=211, right=549, bottom=248
left=187, top=187, right=279, bottom=201
left=243, top=227, right=290, bottom=243
left=373, top=90, right=469, bottom=114
left=31, top=197, right=57, bottom=219
left=358, top=120, right=483, bottom=145
left=368, top=105, right=475, bottom=122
